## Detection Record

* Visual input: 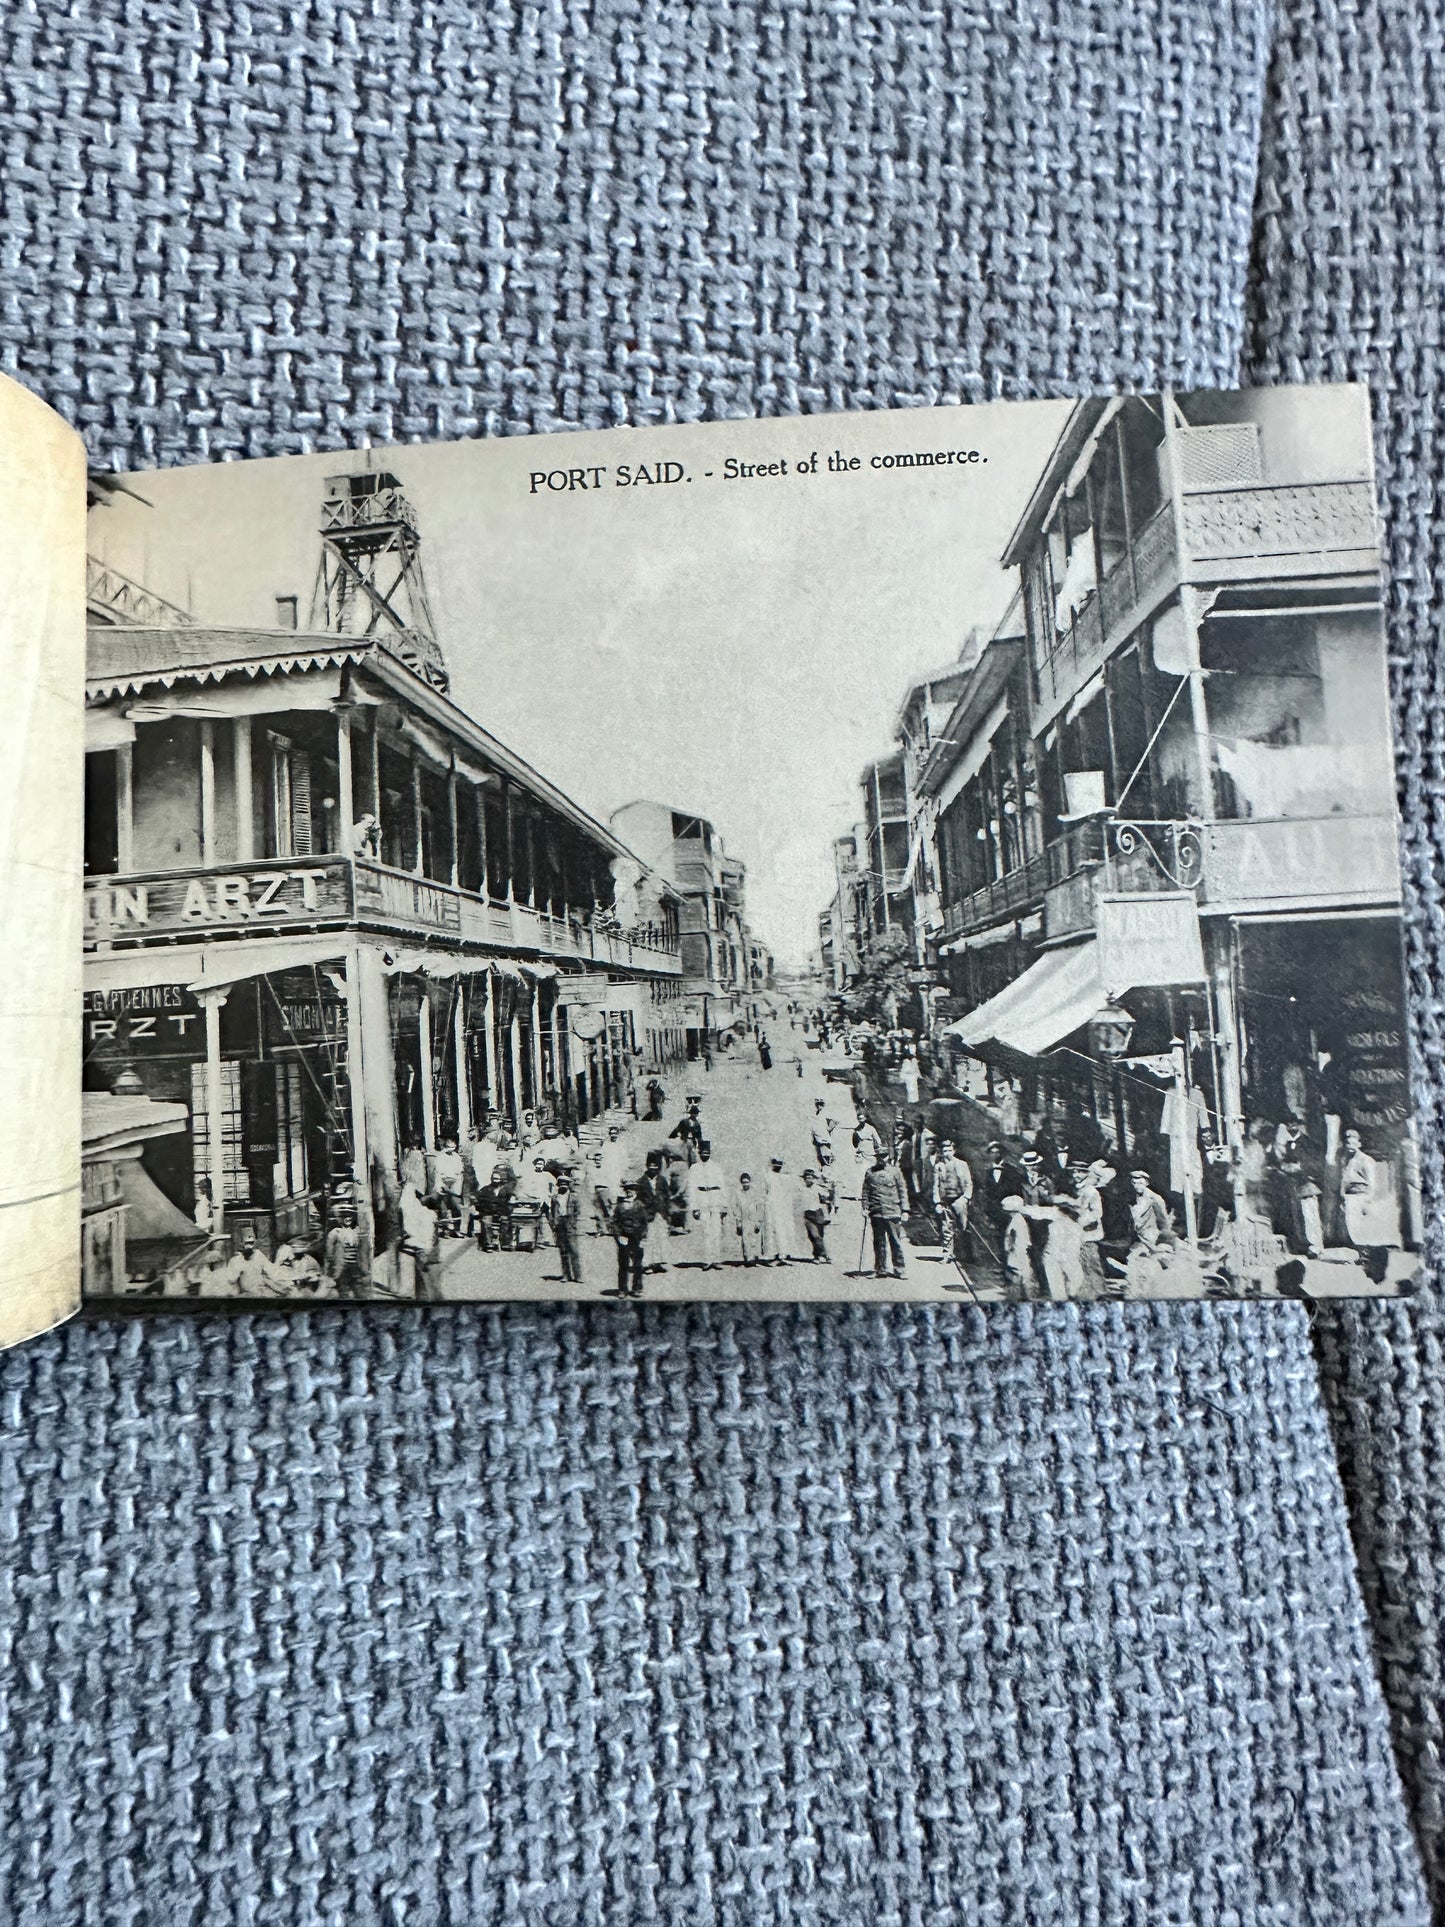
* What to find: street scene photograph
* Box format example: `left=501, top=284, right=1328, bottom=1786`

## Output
left=79, top=388, right=1420, bottom=1308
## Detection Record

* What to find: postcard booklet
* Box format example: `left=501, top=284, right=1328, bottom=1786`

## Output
left=0, top=374, right=1421, bottom=1350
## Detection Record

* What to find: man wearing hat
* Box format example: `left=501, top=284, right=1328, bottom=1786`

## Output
left=980, top=1141, right=1024, bottom=1256
left=860, top=1145, right=909, bottom=1282
left=607, top=1180, right=651, bottom=1298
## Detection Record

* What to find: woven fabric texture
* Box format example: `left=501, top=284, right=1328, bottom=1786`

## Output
left=1244, top=0, right=1445, bottom=1912
left=0, top=2, right=1438, bottom=1922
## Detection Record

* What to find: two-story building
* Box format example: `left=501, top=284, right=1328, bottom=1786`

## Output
left=83, top=472, right=684, bottom=1295
left=933, top=386, right=1409, bottom=1225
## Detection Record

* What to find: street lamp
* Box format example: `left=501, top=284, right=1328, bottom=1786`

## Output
left=1088, top=1002, right=1136, bottom=1060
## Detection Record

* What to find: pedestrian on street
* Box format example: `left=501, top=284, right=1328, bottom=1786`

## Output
left=400, top=1179, right=442, bottom=1301
left=860, top=1148, right=909, bottom=1282
left=1000, top=1196, right=1033, bottom=1303
left=758, top=1034, right=773, bottom=1071
left=760, top=1156, right=792, bottom=1265
left=931, top=1138, right=975, bottom=1261
left=433, top=1135, right=466, bottom=1237
left=473, top=1165, right=515, bottom=1252
left=219, top=1228, right=286, bottom=1297
left=323, top=1203, right=369, bottom=1294
left=550, top=1177, right=584, bottom=1283
left=669, top=1099, right=705, bottom=1164
left=606, top=1180, right=650, bottom=1298
left=687, top=1141, right=730, bottom=1269
left=799, top=1169, right=832, bottom=1263
left=644, top=1077, right=666, bottom=1122
left=734, top=1172, right=766, bottom=1265
left=636, top=1150, right=673, bottom=1273
left=593, top=1123, right=630, bottom=1222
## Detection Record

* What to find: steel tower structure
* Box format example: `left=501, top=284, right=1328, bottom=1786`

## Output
left=309, top=470, right=448, bottom=690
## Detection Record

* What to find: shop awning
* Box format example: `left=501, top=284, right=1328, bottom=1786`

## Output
left=85, top=937, right=349, bottom=996
left=944, top=940, right=1104, bottom=1058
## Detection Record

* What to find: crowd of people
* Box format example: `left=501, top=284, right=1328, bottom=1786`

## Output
left=372, top=1087, right=854, bottom=1300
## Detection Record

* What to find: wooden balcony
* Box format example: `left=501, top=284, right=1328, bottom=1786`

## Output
left=942, top=806, right=1400, bottom=952
left=1033, top=478, right=1378, bottom=726
left=84, top=853, right=683, bottom=973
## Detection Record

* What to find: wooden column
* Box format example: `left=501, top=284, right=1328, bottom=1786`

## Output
left=370, top=724, right=383, bottom=846
left=417, top=986, right=436, bottom=1152
left=509, top=1007, right=525, bottom=1118
left=233, top=718, right=254, bottom=861
left=530, top=979, right=544, bottom=1106
left=199, top=720, right=217, bottom=865
left=482, top=969, right=500, bottom=1120
left=202, top=991, right=228, bottom=1232
left=411, top=756, right=424, bottom=875
left=344, top=941, right=369, bottom=1206
left=336, top=710, right=354, bottom=853
left=116, top=742, right=135, bottom=872
left=476, top=786, right=490, bottom=900
left=453, top=987, right=472, bottom=1138
left=503, top=782, right=516, bottom=900
left=447, top=767, right=460, bottom=887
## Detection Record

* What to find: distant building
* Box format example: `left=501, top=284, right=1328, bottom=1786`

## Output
left=609, top=800, right=768, bottom=1054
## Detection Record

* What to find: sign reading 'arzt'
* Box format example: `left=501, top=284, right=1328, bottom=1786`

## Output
left=85, top=866, right=351, bottom=936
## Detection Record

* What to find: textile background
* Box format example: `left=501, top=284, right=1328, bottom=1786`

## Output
left=0, top=2, right=1440, bottom=1921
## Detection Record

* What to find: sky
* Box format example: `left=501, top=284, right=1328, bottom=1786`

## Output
left=90, top=399, right=1073, bottom=966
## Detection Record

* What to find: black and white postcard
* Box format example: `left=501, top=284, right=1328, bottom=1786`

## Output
left=4, top=377, right=1423, bottom=1337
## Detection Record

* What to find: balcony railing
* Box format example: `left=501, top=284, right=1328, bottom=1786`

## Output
left=1033, top=478, right=1378, bottom=722
left=84, top=852, right=683, bottom=973
left=939, top=806, right=1400, bottom=950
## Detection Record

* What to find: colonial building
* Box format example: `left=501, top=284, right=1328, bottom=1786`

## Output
left=83, top=469, right=684, bottom=1292
left=928, top=387, right=1410, bottom=1238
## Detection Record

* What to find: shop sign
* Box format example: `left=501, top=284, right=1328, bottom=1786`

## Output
left=85, top=862, right=352, bottom=940
left=1336, top=984, right=1411, bottom=1128
left=1202, top=815, right=1400, bottom=906
left=1096, top=892, right=1205, bottom=996
left=83, top=983, right=202, bottom=1053
left=264, top=973, right=346, bottom=1044
left=557, top=974, right=613, bottom=1006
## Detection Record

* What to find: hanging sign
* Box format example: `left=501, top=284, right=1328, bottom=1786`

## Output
left=1095, top=891, right=1205, bottom=996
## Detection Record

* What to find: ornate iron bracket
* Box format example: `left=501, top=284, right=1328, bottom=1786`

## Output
left=1107, top=819, right=1205, bottom=890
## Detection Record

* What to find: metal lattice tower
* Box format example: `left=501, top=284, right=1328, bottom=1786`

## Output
left=309, top=470, right=448, bottom=689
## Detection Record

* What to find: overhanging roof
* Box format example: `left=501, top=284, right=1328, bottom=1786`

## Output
left=917, top=637, right=1024, bottom=797
left=86, top=623, right=634, bottom=863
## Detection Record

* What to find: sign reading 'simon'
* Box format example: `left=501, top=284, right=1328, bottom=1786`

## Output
left=1095, top=891, right=1206, bottom=997
left=84, top=863, right=352, bottom=939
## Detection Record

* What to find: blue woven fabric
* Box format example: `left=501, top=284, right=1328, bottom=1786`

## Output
left=0, top=3, right=1439, bottom=1921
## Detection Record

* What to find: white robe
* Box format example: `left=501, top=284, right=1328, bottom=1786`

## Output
left=689, top=1167, right=729, bottom=1263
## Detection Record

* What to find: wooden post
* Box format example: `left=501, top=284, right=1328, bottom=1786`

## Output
left=476, top=785, right=490, bottom=900
left=199, top=719, right=217, bottom=865
left=203, top=991, right=228, bottom=1234
left=530, top=978, right=544, bottom=1107
left=116, top=742, right=135, bottom=872
left=447, top=766, right=460, bottom=887
left=411, top=756, right=424, bottom=876
left=418, top=985, right=436, bottom=1152
left=345, top=940, right=369, bottom=1206
left=233, top=718, right=253, bottom=861
left=509, top=1007, right=525, bottom=1119
left=482, top=969, right=500, bottom=1120
left=336, top=710, right=354, bottom=854
left=453, top=987, right=472, bottom=1138
left=503, top=781, right=516, bottom=901
left=370, top=723, right=383, bottom=846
